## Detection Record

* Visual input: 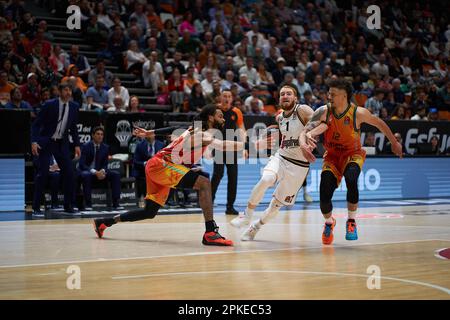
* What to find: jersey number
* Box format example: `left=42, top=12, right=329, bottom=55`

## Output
left=285, top=121, right=289, bottom=132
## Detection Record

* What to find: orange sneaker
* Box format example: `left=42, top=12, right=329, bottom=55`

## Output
left=322, top=217, right=336, bottom=245
left=202, top=230, right=234, bottom=246
left=93, top=219, right=108, bottom=238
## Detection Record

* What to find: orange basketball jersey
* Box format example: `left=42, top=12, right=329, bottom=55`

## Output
left=322, top=103, right=362, bottom=156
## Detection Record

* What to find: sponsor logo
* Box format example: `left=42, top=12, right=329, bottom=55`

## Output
left=115, top=120, right=132, bottom=147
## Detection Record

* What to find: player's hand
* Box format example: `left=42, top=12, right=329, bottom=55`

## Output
left=305, top=132, right=317, bottom=149
left=300, top=143, right=316, bottom=163
left=133, top=127, right=154, bottom=139
left=31, top=143, right=40, bottom=156
left=392, top=141, right=403, bottom=158
left=74, top=146, right=81, bottom=158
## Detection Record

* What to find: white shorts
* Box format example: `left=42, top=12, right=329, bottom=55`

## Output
left=264, top=153, right=309, bottom=205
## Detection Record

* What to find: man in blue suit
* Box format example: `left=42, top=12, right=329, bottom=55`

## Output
left=31, top=83, right=81, bottom=215
left=132, top=135, right=165, bottom=200
left=78, top=126, right=122, bottom=210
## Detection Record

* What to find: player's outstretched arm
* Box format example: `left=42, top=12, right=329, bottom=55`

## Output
left=211, top=139, right=244, bottom=152
left=357, top=107, right=403, bottom=158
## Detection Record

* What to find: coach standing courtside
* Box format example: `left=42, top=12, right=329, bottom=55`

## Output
left=31, top=82, right=81, bottom=215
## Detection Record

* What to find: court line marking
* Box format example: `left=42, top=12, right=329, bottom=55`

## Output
left=0, top=238, right=449, bottom=269
left=111, top=270, right=450, bottom=295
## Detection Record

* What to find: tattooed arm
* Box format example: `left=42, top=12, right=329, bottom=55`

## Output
left=299, top=105, right=329, bottom=163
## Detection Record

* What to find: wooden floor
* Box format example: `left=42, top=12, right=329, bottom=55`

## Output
left=0, top=204, right=449, bottom=300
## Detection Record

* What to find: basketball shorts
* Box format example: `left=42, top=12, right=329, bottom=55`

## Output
left=145, top=156, right=199, bottom=206
left=322, top=150, right=366, bottom=186
left=264, top=153, right=310, bottom=206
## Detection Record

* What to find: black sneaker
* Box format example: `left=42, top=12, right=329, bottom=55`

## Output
left=225, top=207, right=239, bottom=215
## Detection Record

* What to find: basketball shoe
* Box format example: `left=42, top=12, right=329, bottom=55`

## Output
left=345, top=219, right=358, bottom=240
left=202, top=230, right=233, bottom=246
left=322, top=217, right=336, bottom=245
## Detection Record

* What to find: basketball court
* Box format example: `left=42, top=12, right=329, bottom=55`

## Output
left=1, top=200, right=449, bottom=300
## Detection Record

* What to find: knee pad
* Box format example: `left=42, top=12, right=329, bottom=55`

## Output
left=344, top=163, right=360, bottom=204
left=320, top=171, right=337, bottom=214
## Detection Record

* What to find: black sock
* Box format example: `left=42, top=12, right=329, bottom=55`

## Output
left=102, top=217, right=116, bottom=227
left=205, top=220, right=218, bottom=232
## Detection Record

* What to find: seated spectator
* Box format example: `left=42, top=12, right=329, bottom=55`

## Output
left=19, top=72, right=41, bottom=107
left=201, top=53, right=220, bottom=80
left=33, top=87, right=50, bottom=117
left=168, top=68, right=185, bottom=112
left=239, top=56, right=260, bottom=87
left=293, top=71, right=312, bottom=100
left=126, top=40, right=147, bottom=80
left=0, top=69, right=16, bottom=106
left=183, top=66, right=199, bottom=96
left=106, top=96, right=127, bottom=113
left=146, top=4, right=163, bottom=32
left=107, top=77, right=129, bottom=110
left=410, top=105, right=428, bottom=120
left=108, top=25, right=127, bottom=70
left=244, top=87, right=264, bottom=112
left=88, top=59, right=114, bottom=88
left=248, top=98, right=267, bottom=116
left=189, top=83, right=206, bottom=112
left=363, top=132, right=381, bottom=154
left=61, top=64, right=88, bottom=92
left=364, top=88, right=385, bottom=117
left=437, top=82, right=450, bottom=110
left=2, top=58, right=22, bottom=85
left=205, top=80, right=222, bottom=105
left=390, top=104, right=407, bottom=120
left=379, top=107, right=390, bottom=121
left=392, top=78, right=405, bottom=104
left=164, top=51, right=186, bottom=77
left=142, top=51, right=164, bottom=93
left=132, top=134, right=164, bottom=201
left=257, top=63, right=275, bottom=91
left=427, top=107, right=439, bottom=121
left=176, top=30, right=201, bottom=59
left=67, top=45, right=91, bottom=80
left=129, top=95, right=141, bottom=113
left=162, top=19, right=179, bottom=51
left=417, top=136, right=443, bottom=155
left=382, top=91, right=396, bottom=114
left=4, top=86, right=32, bottom=110
left=382, top=133, right=408, bottom=156
left=238, top=73, right=253, bottom=93
left=36, top=56, right=59, bottom=89
left=232, top=98, right=246, bottom=114
left=201, top=69, right=215, bottom=96
left=86, top=75, right=109, bottom=110
left=77, top=126, right=121, bottom=210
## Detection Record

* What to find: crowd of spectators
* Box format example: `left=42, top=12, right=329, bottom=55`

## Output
left=0, top=0, right=449, bottom=122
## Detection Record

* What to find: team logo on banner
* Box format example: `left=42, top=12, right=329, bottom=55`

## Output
left=115, top=120, right=132, bottom=147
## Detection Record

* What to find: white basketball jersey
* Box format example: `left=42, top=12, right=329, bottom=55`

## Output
left=276, top=104, right=308, bottom=162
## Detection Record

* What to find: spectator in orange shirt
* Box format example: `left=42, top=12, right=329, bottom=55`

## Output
left=61, top=64, right=88, bottom=92
left=0, top=69, right=16, bottom=106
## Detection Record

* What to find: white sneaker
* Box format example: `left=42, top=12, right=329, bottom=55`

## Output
left=241, top=222, right=260, bottom=241
left=303, top=192, right=313, bottom=203
left=230, top=214, right=250, bottom=228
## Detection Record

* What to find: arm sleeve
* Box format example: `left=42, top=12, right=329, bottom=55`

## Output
left=233, top=107, right=244, bottom=128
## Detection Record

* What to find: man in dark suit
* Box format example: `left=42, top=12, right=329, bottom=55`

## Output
left=78, top=126, right=121, bottom=210
left=31, top=82, right=81, bottom=215
left=132, top=135, right=164, bottom=200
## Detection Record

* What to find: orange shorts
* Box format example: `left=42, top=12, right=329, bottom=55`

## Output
left=322, top=150, right=366, bottom=186
left=145, top=156, right=190, bottom=206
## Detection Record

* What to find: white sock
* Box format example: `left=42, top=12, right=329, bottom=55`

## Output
left=253, top=219, right=262, bottom=229
left=325, top=215, right=334, bottom=224
left=348, top=210, right=357, bottom=220
left=260, top=198, right=283, bottom=224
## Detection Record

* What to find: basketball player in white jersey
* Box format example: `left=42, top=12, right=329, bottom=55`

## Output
left=231, top=84, right=314, bottom=241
